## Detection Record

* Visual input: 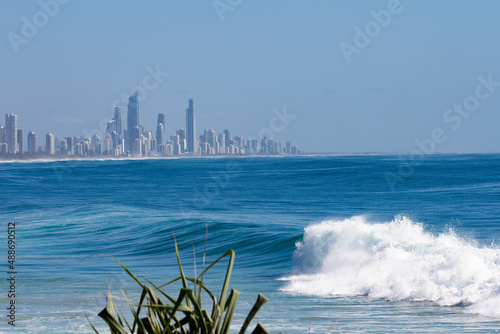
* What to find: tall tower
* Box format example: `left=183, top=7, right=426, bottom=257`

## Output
left=157, top=113, right=166, bottom=127
left=223, top=129, right=231, bottom=147
left=17, top=129, right=23, bottom=154
left=131, top=126, right=142, bottom=156
left=156, top=123, right=165, bottom=152
left=113, top=106, right=122, bottom=140
left=156, top=113, right=166, bottom=154
left=126, top=91, right=139, bottom=152
left=28, top=132, right=37, bottom=154
left=5, top=113, right=18, bottom=154
left=186, top=99, right=195, bottom=153
left=46, top=132, right=55, bottom=155
left=0, top=126, right=6, bottom=144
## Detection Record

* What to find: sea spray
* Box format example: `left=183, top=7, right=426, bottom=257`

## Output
left=281, top=216, right=500, bottom=317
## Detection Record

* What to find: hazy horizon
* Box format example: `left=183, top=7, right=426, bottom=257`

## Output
left=2, top=1, right=500, bottom=153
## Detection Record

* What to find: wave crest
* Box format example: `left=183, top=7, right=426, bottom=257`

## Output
left=281, top=216, right=500, bottom=317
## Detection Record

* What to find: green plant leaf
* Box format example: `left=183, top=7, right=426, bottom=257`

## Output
left=220, top=288, right=241, bottom=334
left=98, top=308, right=129, bottom=334
left=239, top=294, right=269, bottom=334
left=251, top=323, right=269, bottom=334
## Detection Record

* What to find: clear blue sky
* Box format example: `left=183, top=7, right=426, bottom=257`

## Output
left=1, top=0, right=499, bottom=153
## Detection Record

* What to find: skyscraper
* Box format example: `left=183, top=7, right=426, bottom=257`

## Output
left=156, top=113, right=166, bottom=154
left=106, top=120, right=116, bottom=135
left=5, top=113, right=18, bottom=154
left=113, top=106, right=122, bottom=140
left=156, top=123, right=165, bottom=152
left=17, top=129, right=23, bottom=154
left=28, top=132, right=37, bottom=154
left=176, top=128, right=186, bottom=153
left=157, top=113, right=166, bottom=127
left=204, top=129, right=216, bottom=151
left=67, top=136, right=75, bottom=155
left=0, top=126, right=6, bottom=144
left=131, top=126, right=142, bottom=156
left=218, top=132, right=226, bottom=154
left=176, top=128, right=186, bottom=141
left=46, top=132, right=55, bottom=155
left=186, top=99, right=195, bottom=153
left=223, top=129, right=231, bottom=147
left=126, top=91, right=139, bottom=152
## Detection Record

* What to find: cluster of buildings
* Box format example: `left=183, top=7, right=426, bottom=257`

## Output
left=0, top=94, right=301, bottom=158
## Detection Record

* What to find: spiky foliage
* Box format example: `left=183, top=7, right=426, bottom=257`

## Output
left=91, top=241, right=269, bottom=334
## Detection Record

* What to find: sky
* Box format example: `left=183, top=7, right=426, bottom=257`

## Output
left=1, top=0, right=500, bottom=153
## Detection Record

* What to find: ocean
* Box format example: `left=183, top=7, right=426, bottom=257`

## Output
left=1, top=154, right=500, bottom=333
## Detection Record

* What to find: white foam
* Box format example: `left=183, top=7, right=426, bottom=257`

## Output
left=281, top=216, right=500, bottom=317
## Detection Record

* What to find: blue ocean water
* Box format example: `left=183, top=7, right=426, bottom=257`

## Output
left=1, top=154, right=500, bottom=333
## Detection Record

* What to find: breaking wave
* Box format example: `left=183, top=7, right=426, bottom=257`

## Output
left=281, top=216, right=500, bottom=317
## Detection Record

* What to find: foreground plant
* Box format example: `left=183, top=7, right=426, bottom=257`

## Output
left=90, top=240, right=269, bottom=334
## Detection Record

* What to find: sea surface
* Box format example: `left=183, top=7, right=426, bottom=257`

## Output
left=1, top=154, right=500, bottom=333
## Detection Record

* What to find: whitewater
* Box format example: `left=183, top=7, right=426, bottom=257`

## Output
left=282, top=215, right=500, bottom=318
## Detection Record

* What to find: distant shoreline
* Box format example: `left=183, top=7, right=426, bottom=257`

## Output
left=1, top=152, right=499, bottom=164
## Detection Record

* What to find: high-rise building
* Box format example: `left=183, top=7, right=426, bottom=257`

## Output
left=176, top=128, right=186, bottom=153
left=234, top=136, right=243, bottom=149
left=186, top=99, right=195, bottom=153
left=218, top=133, right=226, bottom=154
left=92, top=135, right=101, bottom=152
left=131, top=126, right=142, bottom=156
left=67, top=136, right=75, bottom=155
left=150, top=137, right=157, bottom=153
left=17, top=129, right=23, bottom=154
left=0, top=126, right=6, bottom=144
left=126, top=91, right=139, bottom=152
left=251, top=139, right=259, bottom=154
left=113, top=106, right=122, bottom=140
left=223, top=129, right=231, bottom=147
left=144, top=131, right=153, bottom=154
left=60, top=139, right=67, bottom=155
left=46, top=132, right=55, bottom=155
left=106, top=120, right=116, bottom=135
left=0, top=143, right=7, bottom=155
left=156, top=123, right=165, bottom=153
left=156, top=113, right=166, bottom=154
left=28, top=132, right=37, bottom=154
left=176, top=128, right=186, bottom=141
left=157, top=113, right=166, bottom=127
left=103, top=133, right=113, bottom=155
left=5, top=113, right=18, bottom=154
left=204, top=129, right=216, bottom=150
left=111, top=131, right=120, bottom=149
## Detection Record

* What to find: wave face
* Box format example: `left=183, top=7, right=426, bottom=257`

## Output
left=282, top=216, right=500, bottom=317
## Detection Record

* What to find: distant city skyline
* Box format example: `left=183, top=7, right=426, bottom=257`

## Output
left=0, top=94, right=301, bottom=158
left=2, top=2, right=500, bottom=153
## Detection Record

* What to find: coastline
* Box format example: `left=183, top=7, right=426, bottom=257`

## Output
left=1, top=152, right=500, bottom=164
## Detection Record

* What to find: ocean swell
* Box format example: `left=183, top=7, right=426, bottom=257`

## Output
left=281, top=216, right=500, bottom=317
